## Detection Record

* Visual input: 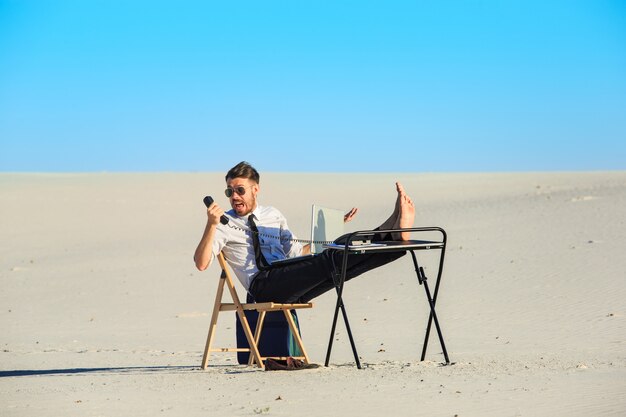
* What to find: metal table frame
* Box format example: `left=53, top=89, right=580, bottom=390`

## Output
left=324, top=227, right=450, bottom=369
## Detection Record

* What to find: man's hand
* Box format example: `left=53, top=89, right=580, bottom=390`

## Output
left=195, top=202, right=224, bottom=271
left=206, top=202, right=225, bottom=226
left=344, top=207, right=358, bottom=223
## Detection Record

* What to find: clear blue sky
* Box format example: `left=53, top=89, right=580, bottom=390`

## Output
left=1, top=0, right=625, bottom=172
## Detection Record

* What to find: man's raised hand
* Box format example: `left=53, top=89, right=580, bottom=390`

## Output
left=344, top=207, right=358, bottom=223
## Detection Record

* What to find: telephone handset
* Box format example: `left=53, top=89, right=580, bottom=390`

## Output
left=203, top=196, right=229, bottom=225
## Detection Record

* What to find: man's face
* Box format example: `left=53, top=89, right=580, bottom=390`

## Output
left=226, top=177, right=259, bottom=217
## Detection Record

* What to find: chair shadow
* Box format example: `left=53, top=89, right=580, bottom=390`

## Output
left=0, top=363, right=264, bottom=378
left=0, top=365, right=204, bottom=378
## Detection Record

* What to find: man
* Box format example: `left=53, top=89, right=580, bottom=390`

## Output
left=194, top=161, right=415, bottom=303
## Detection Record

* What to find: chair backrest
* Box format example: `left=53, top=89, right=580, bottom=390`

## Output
left=215, top=252, right=246, bottom=308
left=310, top=205, right=345, bottom=253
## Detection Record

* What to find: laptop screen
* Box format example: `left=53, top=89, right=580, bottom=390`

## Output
left=310, top=205, right=345, bottom=254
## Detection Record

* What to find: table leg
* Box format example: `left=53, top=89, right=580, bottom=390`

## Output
left=325, top=253, right=362, bottom=369
left=421, top=269, right=450, bottom=364
left=409, top=251, right=450, bottom=364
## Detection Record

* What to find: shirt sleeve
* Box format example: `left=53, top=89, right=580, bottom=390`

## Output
left=210, top=224, right=228, bottom=263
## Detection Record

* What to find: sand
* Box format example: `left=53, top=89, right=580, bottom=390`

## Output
left=1, top=171, right=625, bottom=416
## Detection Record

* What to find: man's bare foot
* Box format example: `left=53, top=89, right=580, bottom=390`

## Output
left=394, top=181, right=405, bottom=214
left=376, top=182, right=414, bottom=238
left=377, top=182, right=404, bottom=231
left=393, top=187, right=415, bottom=241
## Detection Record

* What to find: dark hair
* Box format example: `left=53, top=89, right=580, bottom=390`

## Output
left=225, top=161, right=260, bottom=183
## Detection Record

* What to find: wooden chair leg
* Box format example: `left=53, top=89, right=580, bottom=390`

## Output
left=283, top=309, right=310, bottom=364
left=237, top=308, right=265, bottom=369
left=248, top=311, right=267, bottom=366
left=201, top=277, right=226, bottom=369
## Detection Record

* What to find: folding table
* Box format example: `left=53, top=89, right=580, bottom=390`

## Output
left=324, top=227, right=450, bottom=369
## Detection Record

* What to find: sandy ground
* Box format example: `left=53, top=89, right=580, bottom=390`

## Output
left=1, top=171, right=625, bottom=416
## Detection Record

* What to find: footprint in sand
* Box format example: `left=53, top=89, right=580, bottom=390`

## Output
left=176, top=312, right=209, bottom=318
left=570, top=196, right=598, bottom=202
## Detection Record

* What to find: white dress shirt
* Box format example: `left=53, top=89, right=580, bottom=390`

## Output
left=211, top=205, right=304, bottom=290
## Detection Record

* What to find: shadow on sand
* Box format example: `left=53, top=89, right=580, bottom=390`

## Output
left=0, top=363, right=263, bottom=377
left=0, top=365, right=204, bottom=378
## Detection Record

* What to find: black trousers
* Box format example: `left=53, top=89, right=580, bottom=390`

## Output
left=249, top=249, right=405, bottom=304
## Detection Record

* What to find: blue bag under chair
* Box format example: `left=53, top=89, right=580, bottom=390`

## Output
left=236, top=294, right=304, bottom=364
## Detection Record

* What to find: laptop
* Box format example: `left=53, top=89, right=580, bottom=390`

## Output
left=270, top=205, right=345, bottom=266
left=310, top=205, right=345, bottom=254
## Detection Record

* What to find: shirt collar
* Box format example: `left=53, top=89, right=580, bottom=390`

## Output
left=250, top=205, right=262, bottom=220
left=235, top=205, right=261, bottom=221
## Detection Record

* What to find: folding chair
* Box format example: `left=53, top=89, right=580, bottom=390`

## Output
left=201, top=253, right=313, bottom=369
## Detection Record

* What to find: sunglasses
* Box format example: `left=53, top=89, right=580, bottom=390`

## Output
left=225, top=185, right=253, bottom=198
